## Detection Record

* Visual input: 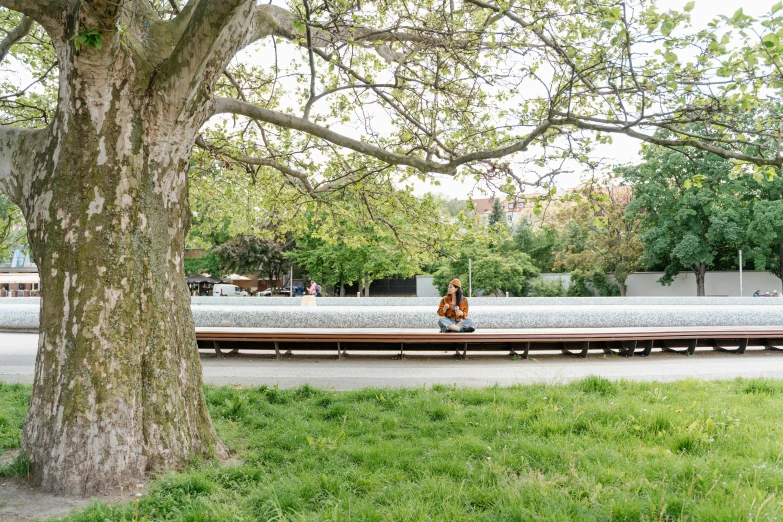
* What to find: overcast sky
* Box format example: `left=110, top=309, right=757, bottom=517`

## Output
left=415, top=0, right=776, bottom=199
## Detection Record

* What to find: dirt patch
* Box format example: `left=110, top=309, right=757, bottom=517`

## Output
left=0, top=474, right=144, bottom=522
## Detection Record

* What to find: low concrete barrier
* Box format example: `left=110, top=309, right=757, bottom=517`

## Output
left=1, top=298, right=782, bottom=331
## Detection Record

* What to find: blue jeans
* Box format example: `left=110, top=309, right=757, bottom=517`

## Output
left=438, top=317, right=475, bottom=331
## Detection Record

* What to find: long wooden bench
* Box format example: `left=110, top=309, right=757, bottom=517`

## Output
left=196, top=326, right=783, bottom=359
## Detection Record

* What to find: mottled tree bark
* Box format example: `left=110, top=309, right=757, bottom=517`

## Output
left=0, top=1, right=250, bottom=494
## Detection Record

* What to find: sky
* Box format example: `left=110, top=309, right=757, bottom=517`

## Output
left=412, top=0, right=776, bottom=199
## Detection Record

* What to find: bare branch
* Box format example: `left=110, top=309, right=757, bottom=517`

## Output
left=212, top=98, right=552, bottom=175
left=167, top=0, right=180, bottom=15
left=195, top=135, right=315, bottom=194
left=0, top=14, right=32, bottom=63
left=242, top=4, right=434, bottom=63
left=554, top=116, right=783, bottom=167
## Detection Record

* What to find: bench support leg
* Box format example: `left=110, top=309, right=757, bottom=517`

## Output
left=213, top=341, right=223, bottom=358
left=660, top=339, right=697, bottom=356
left=462, top=342, right=467, bottom=359
left=399, top=342, right=404, bottom=359
left=509, top=342, right=530, bottom=359
left=639, top=340, right=653, bottom=357
left=274, top=341, right=281, bottom=360
left=560, top=341, right=589, bottom=358
left=337, top=342, right=342, bottom=359
left=602, top=340, right=637, bottom=358
left=764, top=339, right=783, bottom=352
left=710, top=338, right=747, bottom=354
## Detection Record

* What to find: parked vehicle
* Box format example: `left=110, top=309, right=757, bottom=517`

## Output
left=213, top=284, right=248, bottom=297
left=278, top=285, right=305, bottom=296
left=257, top=289, right=272, bottom=297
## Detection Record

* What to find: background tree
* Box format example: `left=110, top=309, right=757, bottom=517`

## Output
left=213, top=235, right=291, bottom=290
left=1, top=0, right=782, bottom=495
left=743, top=177, right=783, bottom=290
left=433, top=233, right=539, bottom=297
left=554, top=180, right=643, bottom=296
left=288, top=190, right=443, bottom=296
left=488, top=198, right=506, bottom=227
left=512, top=221, right=560, bottom=273
left=0, top=194, right=24, bottom=262
left=623, top=146, right=745, bottom=296
left=471, top=252, right=539, bottom=297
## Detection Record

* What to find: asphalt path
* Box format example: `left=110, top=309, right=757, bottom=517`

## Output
left=5, top=332, right=783, bottom=389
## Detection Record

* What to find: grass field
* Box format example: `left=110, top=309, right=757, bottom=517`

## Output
left=3, top=377, right=783, bottom=521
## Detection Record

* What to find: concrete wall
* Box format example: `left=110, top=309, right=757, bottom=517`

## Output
left=626, top=271, right=782, bottom=297
left=415, top=275, right=441, bottom=297
left=415, top=271, right=782, bottom=297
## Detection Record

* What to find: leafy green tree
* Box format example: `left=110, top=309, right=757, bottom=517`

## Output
left=513, top=221, right=559, bottom=272
left=2, top=0, right=783, bottom=495
left=0, top=193, right=24, bottom=263
left=213, top=235, right=290, bottom=289
left=433, top=239, right=539, bottom=296
left=554, top=181, right=643, bottom=296
left=743, top=179, right=783, bottom=289
left=287, top=191, right=442, bottom=296
left=472, top=252, right=539, bottom=296
left=623, top=147, right=745, bottom=296
left=183, top=252, right=221, bottom=277
left=527, top=277, right=568, bottom=297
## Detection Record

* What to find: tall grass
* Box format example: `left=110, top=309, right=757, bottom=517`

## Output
left=2, top=378, right=783, bottom=520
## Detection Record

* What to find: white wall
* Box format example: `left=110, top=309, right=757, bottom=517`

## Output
left=416, top=271, right=783, bottom=297
left=626, top=271, right=782, bottom=297
left=415, top=275, right=441, bottom=297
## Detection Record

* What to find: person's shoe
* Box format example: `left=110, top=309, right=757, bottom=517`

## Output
left=462, top=327, right=475, bottom=333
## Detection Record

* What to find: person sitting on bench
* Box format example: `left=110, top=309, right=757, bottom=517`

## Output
left=437, top=278, right=475, bottom=332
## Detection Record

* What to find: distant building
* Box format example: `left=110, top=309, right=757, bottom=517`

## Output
left=0, top=246, right=38, bottom=296
left=468, top=192, right=570, bottom=229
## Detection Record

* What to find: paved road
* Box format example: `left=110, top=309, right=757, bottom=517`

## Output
left=4, top=332, right=783, bottom=389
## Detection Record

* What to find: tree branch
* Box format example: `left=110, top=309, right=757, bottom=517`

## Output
left=194, top=135, right=315, bottom=194
left=554, top=116, right=783, bottom=167
left=0, top=126, right=47, bottom=204
left=154, top=0, right=256, bottom=116
left=211, top=97, right=552, bottom=175
left=241, top=4, right=436, bottom=63
left=0, top=14, right=32, bottom=63
left=0, top=0, right=61, bottom=39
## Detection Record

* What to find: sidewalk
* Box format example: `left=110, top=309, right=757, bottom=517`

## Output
left=4, top=333, right=783, bottom=389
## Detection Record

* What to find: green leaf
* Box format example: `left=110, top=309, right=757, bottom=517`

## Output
left=664, top=51, right=678, bottom=64
left=661, top=21, right=674, bottom=36
left=70, top=29, right=102, bottom=52
left=762, top=33, right=780, bottom=48
left=684, top=1, right=695, bottom=12
left=773, top=2, right=783, bottom=14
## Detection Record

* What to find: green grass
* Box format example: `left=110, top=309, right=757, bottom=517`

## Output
left=0, top=381, right=30, bottom=479
left=3, top=378, right=783, bottom=520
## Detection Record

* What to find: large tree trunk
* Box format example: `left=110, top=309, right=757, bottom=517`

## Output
left=15, top=26, right=222, bottom=496
left=694, top=262, right=707, bottom=297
